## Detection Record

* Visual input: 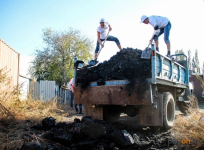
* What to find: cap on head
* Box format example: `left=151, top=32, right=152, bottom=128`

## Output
left=141, top=15, right=148, bottom=23
left=100, top=18, right=105, bottom=23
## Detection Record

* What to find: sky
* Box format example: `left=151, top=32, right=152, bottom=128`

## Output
left=0, top=0, right=204, bottom=77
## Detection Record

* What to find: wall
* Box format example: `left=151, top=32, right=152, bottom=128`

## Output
left=0, top=39, right=20, bottom=89
left=19, top=75, right=31, bottom=100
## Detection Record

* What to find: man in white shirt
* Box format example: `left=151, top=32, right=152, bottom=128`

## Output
left=141, top=15, right=172, bottom=57
left=94, top=18, right=122, bottom=59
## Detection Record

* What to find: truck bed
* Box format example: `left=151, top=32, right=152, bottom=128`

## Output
left=74, top=49, right=189, bottom=105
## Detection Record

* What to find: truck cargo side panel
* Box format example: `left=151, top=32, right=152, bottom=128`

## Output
left=74, top=85, right=151, bottom=105
left=155, top=53, right=187, bottom=85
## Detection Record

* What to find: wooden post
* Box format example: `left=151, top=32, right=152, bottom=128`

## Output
left=63, top=89, right=65, bottom=104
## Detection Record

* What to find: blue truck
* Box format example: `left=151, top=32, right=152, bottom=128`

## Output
left=74, top=47, right=195, bottom=130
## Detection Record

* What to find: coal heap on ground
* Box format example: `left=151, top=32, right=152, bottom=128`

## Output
left=22, top=116, right=177, bottom=150
left=77, top=48, right=151, bottom=94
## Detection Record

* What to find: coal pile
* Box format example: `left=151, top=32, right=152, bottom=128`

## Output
left=77, top=48, right=151, bottom=95
left=42, top=117, right=56, bottom=129
left=22, top=116, right=178, bottom=150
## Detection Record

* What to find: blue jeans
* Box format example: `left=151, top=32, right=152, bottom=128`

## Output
left=75, top=104, right=82, bottom=113
left=95, top=35, right=120, bottom=53
left=70, top=91, right=74, bottom=108
left=154, top=22, right=171, bottom=44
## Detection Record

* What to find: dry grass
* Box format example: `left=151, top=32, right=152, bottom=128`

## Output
left=0, top=68, right=71, bottom=149
left=172, top=96, right=204, bottom=149
left=171, top=74, right=204, bottom=149
left=2, top=97, right=70, bottom=122
left=0, top=68, right=69, bottom=123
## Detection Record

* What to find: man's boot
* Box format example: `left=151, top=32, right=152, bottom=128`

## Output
left=75, top=104, right=78, bottom=113
left=166, top=50, right=171, bottom=57
left=79, top=104, right=83, bottom=114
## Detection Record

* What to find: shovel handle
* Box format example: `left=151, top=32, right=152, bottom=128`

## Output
left=97, top=30, right=110, bottom=56
left=147, top=31, right=156, bottom=48
left=147, top=42, right=151, bottom=48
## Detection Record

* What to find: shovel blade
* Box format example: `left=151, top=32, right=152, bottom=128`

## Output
left=89, top=59, right=99, bottom=66
left=141, top=49, right=151, bottom=59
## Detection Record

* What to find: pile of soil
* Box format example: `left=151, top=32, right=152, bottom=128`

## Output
left=76, top=48, right=151, bottom=96
left=20, top=116, right=178, bottom=150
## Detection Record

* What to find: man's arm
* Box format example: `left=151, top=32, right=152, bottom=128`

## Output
left=149, top=17, right=160, bottom=41
left=97, top=32, right=103, bottom=47
left=108, top=24, right=112, bottom=31
left=151, top=27, right=160, bottom=40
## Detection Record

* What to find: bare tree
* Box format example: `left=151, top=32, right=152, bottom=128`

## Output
left=188, top=50, right=192, bottom=70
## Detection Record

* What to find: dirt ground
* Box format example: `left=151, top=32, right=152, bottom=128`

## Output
left=31, top=102, right=203, bottom=150
left=2, top=102, right=202, bottom=150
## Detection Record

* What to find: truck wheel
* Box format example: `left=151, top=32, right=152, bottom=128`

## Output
left=177, top=94, right=199, bottom=114
left=124, top=106, right=139, bottom=117
left=163, top=92, right=175, bottom=130
left=103, top=106, right=120, bottom=123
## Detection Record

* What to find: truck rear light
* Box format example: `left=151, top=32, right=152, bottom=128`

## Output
left=151, top=50, right=155, bottom=56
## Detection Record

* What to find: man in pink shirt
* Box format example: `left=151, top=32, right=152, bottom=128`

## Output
left=68, top=77, right=82, bottom=114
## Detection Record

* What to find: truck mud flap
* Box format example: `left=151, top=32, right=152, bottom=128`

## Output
left=85, top=105, right=103, bottom=120
left=140, top=93, right=163, bottom=126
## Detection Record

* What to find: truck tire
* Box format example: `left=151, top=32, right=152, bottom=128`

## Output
left=103, top=106, right=120, bottom=123
left=163, top=92, right=175, bottom=130
left=124, top=106, right=139, bottom=117
left=177, top=94, right=199, bottom=114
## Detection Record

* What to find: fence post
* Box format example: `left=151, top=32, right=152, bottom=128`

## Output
left=64, top=89, right=66, bottom=104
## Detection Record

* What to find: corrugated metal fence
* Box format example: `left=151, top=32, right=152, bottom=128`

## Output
left=30, top=80, right=72, bottom=105
left=40, top=81, right=56, bottom=101
left=0, top=39, right=20, bottom=89
left=31, top=82, right=40, bottom=99
left=58, top=87, right=72, bottom=104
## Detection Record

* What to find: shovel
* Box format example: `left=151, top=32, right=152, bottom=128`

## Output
left=89, top=31, right=110, bottom=66
left=141, top=32, right=155, bottom=59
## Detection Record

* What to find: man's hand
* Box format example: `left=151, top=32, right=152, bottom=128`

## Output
left=150, top=39, right=153, bottom=43
left=109, top=27, right=112, bottom=31
left=101, top=43, right=104, bottom=48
